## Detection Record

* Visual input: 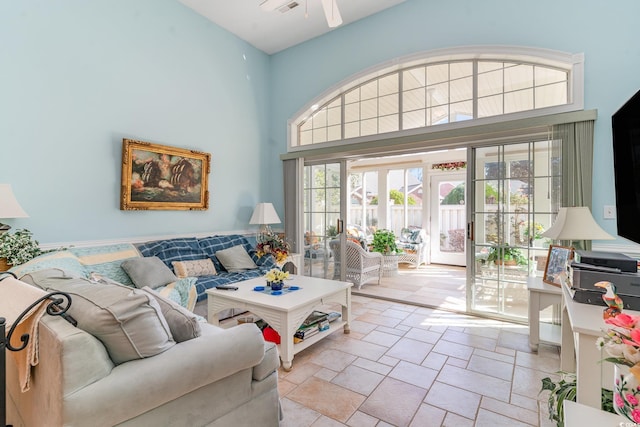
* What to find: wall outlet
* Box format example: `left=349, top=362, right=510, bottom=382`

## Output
left=604, top=205, right=616, bottom=219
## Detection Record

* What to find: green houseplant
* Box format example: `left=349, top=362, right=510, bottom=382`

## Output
left=370, top=229, right=400, bottom=255
left=486, top=244, right=527, bottom=266
left=0, top=228, right=42, bottom=267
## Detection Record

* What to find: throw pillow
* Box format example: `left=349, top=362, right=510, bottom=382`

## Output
left=121, top=256, right=178, bottom=289
left=215, top=245, right=258, bottom=272
left=172, top=259, right=216, bottom=278
left=141, top=287, right=201, bottom=342
left=157, top=277, right=198, bottom=312
left=29, top=274, right=175, bottom=364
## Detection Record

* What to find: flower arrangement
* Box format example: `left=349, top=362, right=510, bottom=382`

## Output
left=432, top=161, right=467, bottom=171
left=0, top=229, right=42, bottom=266
left=597, top=313, right=640, bottom=368
left=264, top=268, right=290, bottom=284
left=597, top=312, right=640, bottom=422
left=256, top=230, right=290, bottom=264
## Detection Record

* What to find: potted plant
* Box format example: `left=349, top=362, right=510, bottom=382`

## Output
left=540, top=372, right=576, bottom=427
left=0, top=228, right=42, bottom=269
left=370, top=229, right=400, bottom=255
left=486, top=244, right=527, bottom=266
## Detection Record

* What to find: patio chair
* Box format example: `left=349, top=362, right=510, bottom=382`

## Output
left=329, top=239, right=383, bottom=289
left=397, top=228, right=430, bottom=268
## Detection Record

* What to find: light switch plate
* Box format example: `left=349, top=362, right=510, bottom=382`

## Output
left=604, top=205, right=616, bottom=219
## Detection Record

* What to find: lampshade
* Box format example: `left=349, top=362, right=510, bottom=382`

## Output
left=541, top=207, right=614, bottom=241
left=0, top=184, right=28, bottom=220
left=249, top=203, right=281, bottom=225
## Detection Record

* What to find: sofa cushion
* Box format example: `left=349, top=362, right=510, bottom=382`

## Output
left=172, top=259, right=216, bottom=278
left=136, top=237, right=208, bottom=269
left=157, top=277, right=198, bottom=311
left=28, top=273, right=175, bottom=364
left=215, top=245, right=258, bottom=273
left=121, top=256, right=178, bottom=289
left=141, top=286, right=201, bottom=343
left=69, top=244, right=141, bottom=286
left=197, top=235, right=255, bottom=271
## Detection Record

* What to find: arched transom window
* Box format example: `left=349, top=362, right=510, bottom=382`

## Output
left=291, top=48, right=582, bottom=150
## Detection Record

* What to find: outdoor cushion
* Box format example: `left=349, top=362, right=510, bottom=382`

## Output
left=121, top=256, right=178, bottom=289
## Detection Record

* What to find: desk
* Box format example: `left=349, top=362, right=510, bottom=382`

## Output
left=563, top=401, right=627, bottom=426
left=560, top=280, right=625, bottom=408
left=527, top=276, right=562, bottom=351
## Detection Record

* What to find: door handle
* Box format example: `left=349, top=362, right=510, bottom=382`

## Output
left=337, top=219, right=343, bottom=234
left=467, top=221, right=474, bottom=241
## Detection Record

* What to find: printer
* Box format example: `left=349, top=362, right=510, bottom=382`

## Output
left=571, top=250, right=640, bottom=310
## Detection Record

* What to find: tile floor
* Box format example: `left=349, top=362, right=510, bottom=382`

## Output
left=277, top=295, right=560, bottom=427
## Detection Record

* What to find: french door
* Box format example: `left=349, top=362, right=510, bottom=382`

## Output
left=302, top=161, right=346, bottom=280
left=468, top=139, right=560, bottom=320
left=430, top=173, right=466, bottom=266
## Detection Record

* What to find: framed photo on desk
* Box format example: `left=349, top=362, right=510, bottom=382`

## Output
left=543, top=245, right=574, bottom=287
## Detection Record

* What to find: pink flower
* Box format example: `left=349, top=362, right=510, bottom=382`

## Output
left=606, top=313, right=640, bottom=329
left=632, top=408, right=640, bottom=423
left=627, top=393, right=639, bottom=406
left=616, top=393, right=626, bottom=407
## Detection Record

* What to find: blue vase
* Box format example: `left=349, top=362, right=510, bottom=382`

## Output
left=270, top=282, right=283, bottom=291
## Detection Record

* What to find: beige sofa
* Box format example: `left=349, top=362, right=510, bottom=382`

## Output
left=5, top=265, right=281, bottom=426
left=6, top=310, right=281, bottom=427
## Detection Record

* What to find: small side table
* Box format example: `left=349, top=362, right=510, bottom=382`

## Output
left=382, top=254, right=399, bottom=277
left=528, top=276, right=562, bottom=351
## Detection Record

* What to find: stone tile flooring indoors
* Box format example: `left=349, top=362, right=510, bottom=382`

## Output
left=276, top=295, right=559, bottom=427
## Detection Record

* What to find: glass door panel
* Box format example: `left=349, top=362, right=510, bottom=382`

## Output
left=469, top=140, right=561, bottom=321
left=430, top=173, right=466, bottom=266
left=303, top=162, right=345, bottom=279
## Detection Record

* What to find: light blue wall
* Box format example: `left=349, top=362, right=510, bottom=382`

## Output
left=3, top=0, right=639, bottom=246
left=269, top=0, right=640, bottom=245
left=0, top=0, right=273, bottom=243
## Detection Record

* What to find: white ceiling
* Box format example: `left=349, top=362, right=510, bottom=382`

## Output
left=178, top=0, right=407, bottom=55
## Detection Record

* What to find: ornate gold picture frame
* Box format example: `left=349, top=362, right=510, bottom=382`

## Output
left=120, top=138, right=210, bottom=211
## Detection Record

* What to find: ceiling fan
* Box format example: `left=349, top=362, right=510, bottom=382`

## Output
left=260, top=0, right=343, bottom=28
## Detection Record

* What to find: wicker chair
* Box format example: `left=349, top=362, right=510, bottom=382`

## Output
left=397, top=228, right=430, bottom=268
left=329, top=239, right=383, bottom=289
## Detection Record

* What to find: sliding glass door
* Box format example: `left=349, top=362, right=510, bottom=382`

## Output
left=469, top=140, right=560, bottom=320
left=302, top=161, right=346, bottom=280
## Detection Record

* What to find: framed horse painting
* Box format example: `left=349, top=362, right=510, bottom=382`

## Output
left=120, top=138, right=210, bottom=210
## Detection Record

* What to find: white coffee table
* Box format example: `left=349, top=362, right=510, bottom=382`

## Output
left=206, top=275, right=352, bottom=371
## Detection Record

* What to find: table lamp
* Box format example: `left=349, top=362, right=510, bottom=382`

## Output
left=0, top=184, right=28, bottom=232
left=541, top=206, right=614, bottom=249
left=249, top=203, right=281, bottom=236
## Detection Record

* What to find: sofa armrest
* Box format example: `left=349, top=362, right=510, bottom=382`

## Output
left=253, top=341, right=280, bottom=381
left=63, top=323, right=267, bottom=426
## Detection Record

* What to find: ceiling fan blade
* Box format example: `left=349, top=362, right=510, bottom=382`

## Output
left=320, top=0, right=343, bottom=28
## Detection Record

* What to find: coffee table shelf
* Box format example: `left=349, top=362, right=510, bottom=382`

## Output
left=206, top=275, right=352, bottom=371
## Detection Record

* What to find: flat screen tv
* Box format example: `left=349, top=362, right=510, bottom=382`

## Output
left=612, top=89, right=640, bottom=245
